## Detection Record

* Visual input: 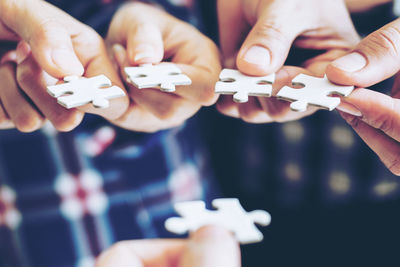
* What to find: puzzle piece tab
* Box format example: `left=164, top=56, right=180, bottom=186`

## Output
left=124, top=63, right=192, bottom=92
left=47, top=75, right=125, bottom=109
left=215, top=69, right=275, bottom=103
left=277, top=74, right=354, bottom=112
left=165, top=198, right=271, bottom=244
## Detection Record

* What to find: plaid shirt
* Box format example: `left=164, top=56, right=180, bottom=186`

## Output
left=0, top=1, right=218, bottom=267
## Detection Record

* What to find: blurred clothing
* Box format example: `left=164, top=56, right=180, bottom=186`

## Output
left=0, top=1, right=218, bottom=267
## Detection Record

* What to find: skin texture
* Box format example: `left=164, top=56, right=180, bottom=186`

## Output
left=0, top=0, right=220, bottom=133
left=106, top=2, right=221, bottom=132
left=216, top=0, right=360, bottom=123
left=0, top=0, right=129, bottom=132
left=95, top=226, right=241, bottom=267
left=326, top=17, right=400, bottom=176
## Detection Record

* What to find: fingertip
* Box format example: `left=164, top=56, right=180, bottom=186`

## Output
left=50, top=47, right=84, bottom=76
left=112, top=44, right=127, bottom=67
left=325, top=63, right=357, bottom=86
left=96, top=242, right=142, bottom=267
left=127, top=43, right=162, bottom=65
left=237, top=45, right=274, bottom=76
left=29, top=26, right=85, bottom=77
left=191, top=226, right=235, bottom=243
left=127, top=23, right=164, bottom=65
left=181, top=225, right=241, bottom=267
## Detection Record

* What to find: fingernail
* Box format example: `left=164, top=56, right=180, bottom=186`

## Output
left=112, top=44, right=126, bottom=66
left=331, top=52, right=367, bottom=73
left=336, top=101, right=362, bottom=117
left=52, top=48, right=84, bottom=76
left=243, top=45, right=270, bottom=67
left=132, top=44, right=155, bottom=62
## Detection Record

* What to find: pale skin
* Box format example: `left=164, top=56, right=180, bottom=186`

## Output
left=0, top=0, right=132, bottom=132
left=218, top=0, right=400, bottom=176
left=216, top=0, right=360, bottom=123
left=106, top=2, right=221, bottom=132
left=95, top=226, right=241, bottom=267
left=326, top=1, right=400, bottom=176
left=0, top=0, right=220, bottom=133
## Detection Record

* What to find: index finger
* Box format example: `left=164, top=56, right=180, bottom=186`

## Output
left=339, top=88, right=400, bottom=142
left=71, top=32, right=129, bottom=120
left=217, top=0, right=249, bottom=66
left=95, top=239, right=185, bottom=267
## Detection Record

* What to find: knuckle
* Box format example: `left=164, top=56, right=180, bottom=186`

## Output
left=253, top=21, right=289, bottom=44
left=74, top=29, right=104, bottom=51
left=370, top=98, right=397, bottom=135
left=363, top=27, right=400, bottom=57
left=30, top=18, right=62, bottom=44
left=345, top=114, right=361, bottom=129
left=376, top=116, right=395, bottom=134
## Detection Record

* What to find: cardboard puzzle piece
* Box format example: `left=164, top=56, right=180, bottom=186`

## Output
left=47, top=75, right=125, bottom=109
left=277, top=74, right=355, bottom=112
left=165, top=198, right=271, bottom=244
left=215, top=69, right=275, bottom=103
left=124, top=63, right=192, bottom=92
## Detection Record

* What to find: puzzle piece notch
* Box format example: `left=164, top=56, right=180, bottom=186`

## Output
left=277, top=74, right=354, bottom=112
left=165, top=198, right=271, bottom=244
left=215, top=69, right=275, bottom=103
left=47, top=75, right=126, bottom=109
left=124, top=63, right=192, bottom=92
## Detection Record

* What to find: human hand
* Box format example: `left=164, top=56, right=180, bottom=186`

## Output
left=345, top=0, right=392, bottom=13
left=95, top=226, right=241, bottom=267
left=106, top=2, right=221, bottom=132
left=0, top=0, right=129, bottom=132
left=326, top=18, right=400, bottom=176
left=216, top=0, right=360, bottom=123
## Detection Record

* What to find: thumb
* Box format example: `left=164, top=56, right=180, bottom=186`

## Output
left=0, top=0, right=84, bottom=77
left=126, top=22, right=164, bottom=65
left=179, top=226, right=241, bottom=267
left=236, top=4, right=303, bottom=76
left=327, top=18, right=400, bottom=87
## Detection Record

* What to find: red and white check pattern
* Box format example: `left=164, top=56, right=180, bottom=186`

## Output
left=0, top=186, right=21, bottom=229
left=55, top=170, right=108, bottom=220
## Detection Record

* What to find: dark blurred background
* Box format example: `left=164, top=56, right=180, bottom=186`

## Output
left=199, top=2, right=400, bottom=267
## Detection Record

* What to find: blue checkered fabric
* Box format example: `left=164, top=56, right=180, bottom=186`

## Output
left=0, top=1, right=218, bottom=266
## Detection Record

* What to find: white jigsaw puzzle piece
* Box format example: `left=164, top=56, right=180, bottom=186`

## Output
left=215, top=69, right=275, bottom=103
left=165, top=198, right=271, bottom=244
left=277, top=74, right=354, bottom=112
left=124, top=63, right=192, bottom=92
left=47, top=75, right=125, bottom=109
